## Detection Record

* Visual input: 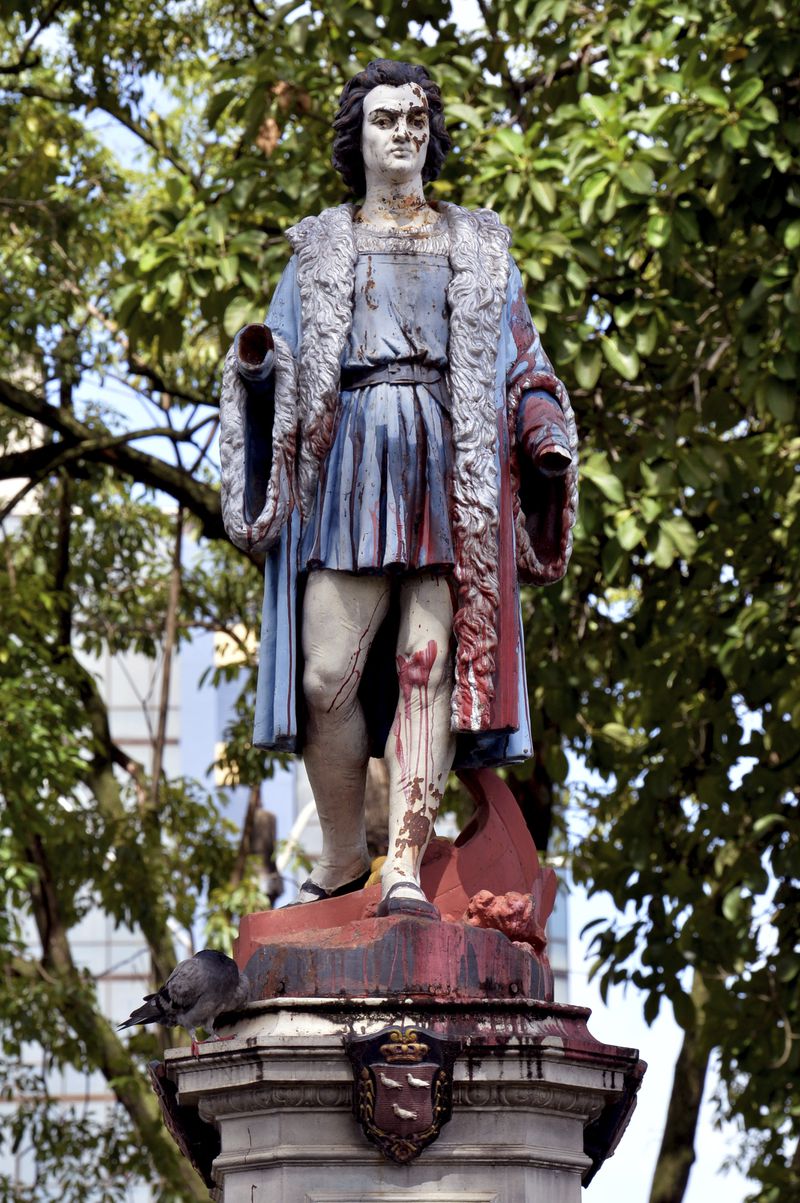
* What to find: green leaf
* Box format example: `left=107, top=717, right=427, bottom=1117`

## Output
left=752, top=814, right=786, bottom=836
left=223, top=295, right=258, bottom=337
left=582, top=452, right=625, bottom=504
left=493, top=127, right=526, bottom=156
left=671, top=988, right=696, bottom=1031
left=619, top=161, right=655, bottom=195
left=784, top=220, right=800, bottom=250
left=659, top=516, right=699, bottom=560
left=206, top=89, right=237, bottom=128
left=733, top=77, right=763, bottom=109
left=696, top=85, right=729, bottom=108
left=601, top=336, right=640, bottom=382
left=636, top=316, right=659, bottom=356
left=580, top=93, right=609, bottom=123
left=505, top=172, right=522, bottom=199
left=765, top=378, right=796, bottom=422
left=652, top=528, right=677, bottom=568
left=542, top=744, right=569, bottom=783
left=447, top=103, right=483, bottom=130
left=616, top=513, right=645, bottom=551
left=722, top=887, right=744, bottom=923
left=599, top=722, right=639, bottom=748
left=581, top=171, right=610, bottom=201
left=529, top=179, right=556, bottom=213
left=646, top=212, right=672, bottom=248
left=574, top=345, right=602, bottom=389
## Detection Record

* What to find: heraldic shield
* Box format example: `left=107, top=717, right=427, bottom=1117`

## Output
left=345, top=1026, right=461, bottom=1164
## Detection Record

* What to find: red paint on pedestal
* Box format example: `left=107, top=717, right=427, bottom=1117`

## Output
left=235, top=769, right=558, bottom=1002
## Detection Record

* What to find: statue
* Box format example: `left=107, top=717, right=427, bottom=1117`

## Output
left=219, top=59, right=577, bottom=922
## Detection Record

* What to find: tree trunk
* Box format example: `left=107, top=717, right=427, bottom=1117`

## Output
left=648, top=972, right=711, bottom=1203
left=24, top=834, right=207, bottom=1201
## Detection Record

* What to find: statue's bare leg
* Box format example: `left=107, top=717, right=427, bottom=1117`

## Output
left=381, top=573, right=455, bottom=906
left=301, top=569, right=391, bottom=896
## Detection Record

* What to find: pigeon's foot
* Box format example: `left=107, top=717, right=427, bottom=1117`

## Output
left=190, top=1038, right=200, bottom=1058
left=376, top=880, right=440, bottom=921
left=285, top=867, right=371, bottom=906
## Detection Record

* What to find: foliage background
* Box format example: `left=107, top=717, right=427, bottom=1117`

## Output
left=0, top=0, right=798, bottom=1199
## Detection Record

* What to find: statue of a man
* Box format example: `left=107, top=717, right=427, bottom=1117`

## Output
left=220, top=59, right=577, bottom=920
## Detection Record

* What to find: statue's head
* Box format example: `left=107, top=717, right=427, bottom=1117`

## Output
left=332, top=59, right=452, bottom=197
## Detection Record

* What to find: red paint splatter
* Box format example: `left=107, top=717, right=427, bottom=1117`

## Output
left=393, top=639, right=439, bottom=812
left=396, top=639, right=437, bottom=703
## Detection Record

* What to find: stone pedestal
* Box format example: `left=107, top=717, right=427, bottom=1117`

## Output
left=161, top=995, right=644, bottom=1202
left=153, top=774, right=644, bottom=1198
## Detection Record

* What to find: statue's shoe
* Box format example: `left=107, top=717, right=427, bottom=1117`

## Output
left=286, top=868, right=371, bottom=906
left=376, top=881, right=440, bottom=921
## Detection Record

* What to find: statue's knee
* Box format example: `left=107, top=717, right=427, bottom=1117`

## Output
left=397, top=638, right=452, bottom=694
left=303, top=660, right=348, bottom=714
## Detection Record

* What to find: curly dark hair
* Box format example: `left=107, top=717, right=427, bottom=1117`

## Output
left=332, top=59, right=452, bottom=197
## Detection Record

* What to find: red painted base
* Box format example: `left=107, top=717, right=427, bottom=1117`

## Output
left=235, top=769, right=558, bottom=1003
left=241, top=913, right=553, bottom=1002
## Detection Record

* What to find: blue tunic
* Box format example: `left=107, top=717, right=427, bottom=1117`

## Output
left=303, top=245, right=454, bottom=573
left=247, top=226, right=554, bottom=767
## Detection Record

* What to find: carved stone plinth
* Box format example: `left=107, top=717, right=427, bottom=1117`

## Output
left=161, top=996, right=644, bottom=1202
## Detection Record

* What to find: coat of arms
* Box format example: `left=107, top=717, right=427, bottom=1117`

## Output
left=346, top=1025, right=460, bottom=1163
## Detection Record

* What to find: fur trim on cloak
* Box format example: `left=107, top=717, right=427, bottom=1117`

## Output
left=219, top=333, right=297, bottom=553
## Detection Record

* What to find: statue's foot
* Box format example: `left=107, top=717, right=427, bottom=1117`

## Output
left=376, top=880, right=440, bottom=921
left=286, top=867, right=371, bottom=906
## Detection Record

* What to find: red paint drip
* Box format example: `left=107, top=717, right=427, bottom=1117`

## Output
left=396, top=639, right=437, bottom=701
left=394, top=639, right=439, bottom=813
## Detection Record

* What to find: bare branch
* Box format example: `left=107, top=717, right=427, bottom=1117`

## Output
left=0, top=0, right=69, bottom=75
left=14, top=82, right=201, bottom=186
left=513, top=47, right=608, bottom=97
left=0, top=375, right=226, bottom=540
left=150, top=507, right=183, bottom=807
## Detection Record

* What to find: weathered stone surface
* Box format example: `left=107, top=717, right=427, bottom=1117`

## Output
left=161, top=997, right=645, bottom=1202
left=239, top=915, right=553, bottom=1004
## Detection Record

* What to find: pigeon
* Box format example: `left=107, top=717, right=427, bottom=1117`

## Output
left=118, top=949, right=252, bottom=1056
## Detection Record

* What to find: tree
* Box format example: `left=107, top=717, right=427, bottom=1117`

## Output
left=1, top=0, right=798, bottom=1199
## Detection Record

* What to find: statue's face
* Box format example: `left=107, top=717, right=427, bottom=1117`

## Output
left=361, top=83, right=430, bottom=186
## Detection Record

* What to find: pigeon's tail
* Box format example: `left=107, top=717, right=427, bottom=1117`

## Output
left=117, top=992, right=169, bottom=1031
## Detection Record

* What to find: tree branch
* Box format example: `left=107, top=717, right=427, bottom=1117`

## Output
left=0, top=0, right=69, bottom=74
left=0, top=375, right=226, bottom=541
left=150, top=507, right=183, bottom=807
left=15, top=82, right=201, bottom=186
left=648, top=972, right=711, bottom=1203
left=513, top=46, right=608, bottom=97
left=23, top=833, right=206, bottom=1200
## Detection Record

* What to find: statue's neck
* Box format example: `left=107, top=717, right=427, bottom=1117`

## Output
left=358, top=175, right=434, bottom=230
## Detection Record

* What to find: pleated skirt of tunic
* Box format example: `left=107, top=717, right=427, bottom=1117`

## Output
left=302, top=380, right=455, bottom=574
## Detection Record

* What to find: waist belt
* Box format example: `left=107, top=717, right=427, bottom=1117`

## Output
left=340, top=361, right=450, bottom=409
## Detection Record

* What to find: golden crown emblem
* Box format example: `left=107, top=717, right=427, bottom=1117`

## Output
left=380, top=1029, right=429, bottom=1063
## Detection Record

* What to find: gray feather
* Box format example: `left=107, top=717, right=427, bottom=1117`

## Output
left=118, top=950, right=251, bottom=1038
